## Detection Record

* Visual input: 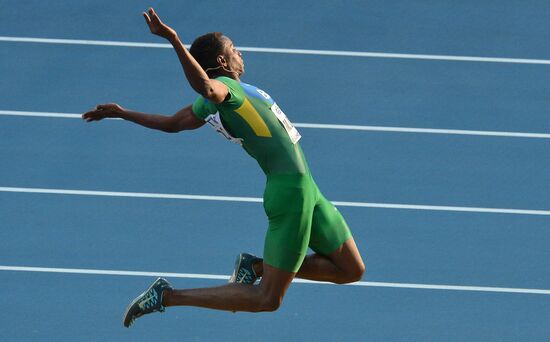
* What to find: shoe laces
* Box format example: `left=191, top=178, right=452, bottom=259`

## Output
left=139, top=288, right=159, bottom=310
left=237, top=268, right=254, bottom=283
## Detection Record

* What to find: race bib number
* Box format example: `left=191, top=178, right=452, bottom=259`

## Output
left=205, top=112, right=243, bottom=145
left=271, top=103, right=301, bottom=144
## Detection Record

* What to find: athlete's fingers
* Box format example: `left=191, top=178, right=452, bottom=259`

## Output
left=143, top=12, right=151, bottom=25
left=83, top=114, right=97, bottom=122
left=149, top=8, right=161, bottom=23
left=148, top=8, right=156, bottom=21
left=82, top=110, right=101, bottom=121
left=84, top=104, right=111, bottom=118
left=89, top=113, right=106, bottom=122
left=82, top=109, right=97, bottom=118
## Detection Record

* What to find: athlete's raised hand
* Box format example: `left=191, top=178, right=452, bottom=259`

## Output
left=143, top=7, right=177, bottom=40
left=82, top=103, right=125, bottom=122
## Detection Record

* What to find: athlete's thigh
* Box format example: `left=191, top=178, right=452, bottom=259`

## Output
left=309, top=192, right=353, bottom=256
left=263, top=175, right=315, bottom=273
left=327, top=236, right=365, bottom=277
left=263, top=211, right=312, bottom=273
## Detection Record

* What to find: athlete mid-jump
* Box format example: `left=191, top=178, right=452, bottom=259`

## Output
left=82, top=8, right=365, bottom=327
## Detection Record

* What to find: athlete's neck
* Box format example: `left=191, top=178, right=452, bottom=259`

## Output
left=207, top=67, right=240, bottom=81
left=211, top=71, right=240, bottom=81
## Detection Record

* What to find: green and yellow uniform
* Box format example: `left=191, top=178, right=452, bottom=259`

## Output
left=192, top=77, right=352, bottom=272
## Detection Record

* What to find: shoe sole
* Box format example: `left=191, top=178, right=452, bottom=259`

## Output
left=228, top=254, right=244, bottom=283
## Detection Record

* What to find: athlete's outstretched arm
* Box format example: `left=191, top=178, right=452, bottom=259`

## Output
left=143, top=8, right=228, bottom=104
left=82, top=103, right=205, bottom=133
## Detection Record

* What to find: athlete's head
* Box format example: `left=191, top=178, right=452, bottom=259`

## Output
left=190, top=32, right=244, bottom=79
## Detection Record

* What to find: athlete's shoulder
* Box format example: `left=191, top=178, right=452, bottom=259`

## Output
left=239, top=81, right=274, bottom=104
left=212, top=76, right=244, bottom=108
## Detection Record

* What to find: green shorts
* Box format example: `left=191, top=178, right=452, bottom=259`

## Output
left=262, top=173, right=352, bottom=273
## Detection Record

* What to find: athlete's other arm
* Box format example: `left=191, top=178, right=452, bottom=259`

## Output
left=143, top=8, right=228, bottom=104
left=82, top=103, right=205, bottom=133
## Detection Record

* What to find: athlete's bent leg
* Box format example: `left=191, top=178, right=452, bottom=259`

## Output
left=251, top=237, right=365, bottom=284
left=302, top=188, right=365, bottom=284
left=298, top=237, right=365, bottom=284
left=162, top=264, right=294, bottom=312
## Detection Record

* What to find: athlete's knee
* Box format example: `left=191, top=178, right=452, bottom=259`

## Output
left=258, top=293, right=283, bottom=312
left=337, top=259, right=365, bottom=284
left=349, top=260, right=366, bottom=282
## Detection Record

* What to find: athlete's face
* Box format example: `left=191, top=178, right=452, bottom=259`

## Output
left=220, top=37, right=244, bottom=76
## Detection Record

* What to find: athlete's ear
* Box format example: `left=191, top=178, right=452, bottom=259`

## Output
left=217, top=55, right=227, bottom=67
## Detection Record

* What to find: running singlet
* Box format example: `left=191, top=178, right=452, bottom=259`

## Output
left=192, top=76, right=308, bottom=175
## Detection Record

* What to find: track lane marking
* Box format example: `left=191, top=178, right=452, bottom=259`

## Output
left=1, top=186, right=550, bottom=216
left=2, top=36, right=550, bottom=65
left=2, top=110, right=550, bottom=139
left=1, top=265, right=549, bottom=295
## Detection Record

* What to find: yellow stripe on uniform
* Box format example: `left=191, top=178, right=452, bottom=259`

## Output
left=235, top=98, right=272, bottom=137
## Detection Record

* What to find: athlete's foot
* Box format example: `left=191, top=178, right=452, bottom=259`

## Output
left=229, top=253, right=263, bottom=284
left=123, top=277, right=173, bottom=328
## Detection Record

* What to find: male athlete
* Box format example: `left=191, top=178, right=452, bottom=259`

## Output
left=82, top=8, right=365, bottom=327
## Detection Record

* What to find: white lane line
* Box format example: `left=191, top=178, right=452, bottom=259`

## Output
left=1, top=265, right=549, bottom=295
left=0, top=36, right=171, bottom=48
left=294, top=122, right=550, bottom=139
left=3, top=110, right=550, bottom=140
left=1, top=186, right=550, bottom=216
left=2, top=36, right=550, bottom=65
left=0, top=110, right=95, bottom=119
left=0, top=265, right=228, bottom=280
left=0, top=186, right=262, bottom=203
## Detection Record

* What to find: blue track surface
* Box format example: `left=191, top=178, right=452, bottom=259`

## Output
left=2, top=1, right=550, bottom=341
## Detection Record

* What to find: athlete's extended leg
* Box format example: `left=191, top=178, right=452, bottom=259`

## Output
left=163, top=264, right=294, bottom=312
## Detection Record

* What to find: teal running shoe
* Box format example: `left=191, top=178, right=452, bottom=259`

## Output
left=123, top=277, right=172, bottom=328
left=228, top=253, right=262, bottom=284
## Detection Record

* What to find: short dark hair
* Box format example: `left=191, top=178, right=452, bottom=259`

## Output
left=190, top=32, right=226, bottom=77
